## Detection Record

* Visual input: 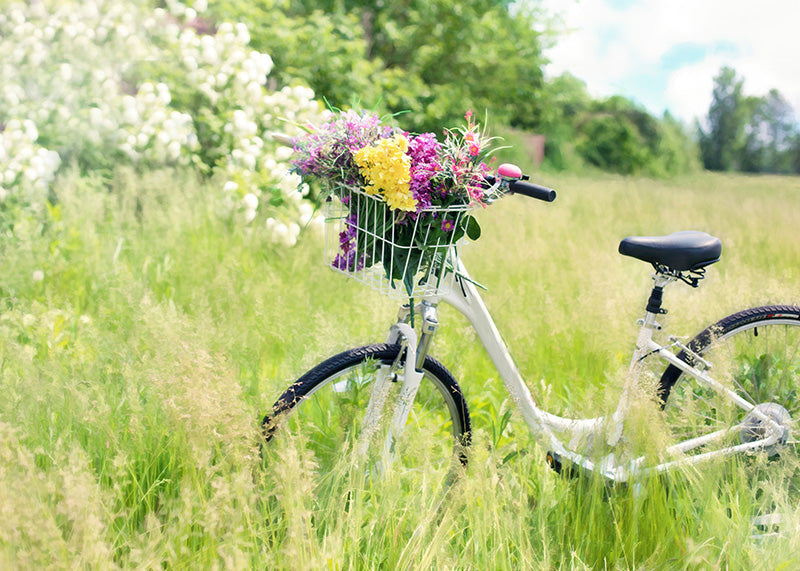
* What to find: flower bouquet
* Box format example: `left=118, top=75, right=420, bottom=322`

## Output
left=291, top=109, right=499, bottom=298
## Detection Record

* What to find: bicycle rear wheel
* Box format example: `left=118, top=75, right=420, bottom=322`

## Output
left=263, top=343, right=471, bottom=493
left=659, top=306, right=800, bottom=509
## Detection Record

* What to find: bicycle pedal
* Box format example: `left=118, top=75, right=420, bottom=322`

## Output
left=545, top=451, right=581, bottom=479
left=545, top=451, right=563, bottom=474
left=545, top=451, right=603, bottom=484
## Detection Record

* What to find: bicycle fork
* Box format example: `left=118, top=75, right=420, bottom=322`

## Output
left=357, top=302, right=440, bottom=470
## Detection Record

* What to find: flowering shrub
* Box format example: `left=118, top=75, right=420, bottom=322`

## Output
left=0, top=0, right=323, bottom=244
left=128, top=11, right=324, bottom=244
left=291, top=110, right=497, bottom=295
left=116, top=83, right=198, bottom=166
left=0, top=120, right=61, bottom=220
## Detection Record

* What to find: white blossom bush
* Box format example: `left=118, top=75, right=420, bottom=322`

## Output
left=0, top=1, right=166, bottom=164
left=0, top=0, right=323, bottom=244
left=115, top=82, right=198, bottom=166
left=157, top=18, right=323, bottom=244
left=0, top=120, right=61, bottom=219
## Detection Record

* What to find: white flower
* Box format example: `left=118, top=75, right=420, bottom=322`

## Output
left=167, top=140, right=182, bottom=160
left=22, top=120, right=38, bottom=141
left=88, top=107, right=104, bottom=127
left=235, top=23, right=250, bottom=45
left=243, top=192, right=258, bottom=210
left=59, top=63, right=72, bottom=82
left=241, top=151, right=256, bottom=171
left=32, top=270, right=44, bottom=282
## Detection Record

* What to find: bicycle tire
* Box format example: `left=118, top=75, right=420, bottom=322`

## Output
left=658, top=305, right=800, bottom=505
left=263, top=343, right=471, bottom=492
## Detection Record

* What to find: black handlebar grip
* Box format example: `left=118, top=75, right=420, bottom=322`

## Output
left=509, top=180, right=557, bottom=202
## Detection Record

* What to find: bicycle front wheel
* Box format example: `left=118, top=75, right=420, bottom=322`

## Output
left=659, top=306, right=800, bottom=503
left=263, top=343, right=471, bottom=493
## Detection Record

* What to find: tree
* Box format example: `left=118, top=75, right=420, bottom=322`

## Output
left=208, top=0, right=548, bottom=133
left=741, top=89, right=797, bottom=173
left=655, top=112, right=701, bottom=175
left=698, top=66, right=748, bottom=171
left=206, top=0, right=386, bottom=110
left=789, top=134, right=800, bottom=174
left=536, top=73, right=592, bottom=169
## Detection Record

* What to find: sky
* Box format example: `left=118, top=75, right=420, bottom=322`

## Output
left=541, top=0, right=800, bottom=125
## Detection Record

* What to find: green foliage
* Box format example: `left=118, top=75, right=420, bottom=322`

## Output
left=698, top=66, right=800, bottom=174
left=370, top=0, right=547, bottom=133
left=577, top=108, right=651, bottom=175
left=568, top=96, right=699, bottom=176
left=656, top=112, right=703, bottom=175
left=698, top=66, right=749, bottom=171
left=741, top=89, right=799, bottom=174
left=535, top=73, right=592, bottom=171
left=208, top=0, right=548, bottom=134
left=530, top=75, right=699, bottom=176
left=208, top=0, right=385, bottom=109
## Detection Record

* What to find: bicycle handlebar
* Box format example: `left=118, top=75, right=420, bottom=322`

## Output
left=484, top=174, right=557, bottom=203
left=507, top=179, right=557, bottom=202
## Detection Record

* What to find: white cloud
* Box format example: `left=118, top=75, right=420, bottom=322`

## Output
left=664, top=59, right=719, bottom=126
left=543, top=0, right=800, bottom=123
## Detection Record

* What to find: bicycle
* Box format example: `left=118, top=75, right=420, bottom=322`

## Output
left=262, top=160, right=800, bottom=514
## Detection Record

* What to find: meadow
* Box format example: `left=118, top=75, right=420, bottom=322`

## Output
left=1, top=166, right=799, bottom=568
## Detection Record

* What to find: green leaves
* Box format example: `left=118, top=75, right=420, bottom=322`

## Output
left=209, top=0, right=548, bottom=134
left=465, top=215, right=481, bottom=241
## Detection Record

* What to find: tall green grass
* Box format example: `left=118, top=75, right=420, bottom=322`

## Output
left=1, top=166, right=799, bottom=568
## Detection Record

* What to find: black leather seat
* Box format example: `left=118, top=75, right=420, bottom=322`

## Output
left=618, top=231, right=722, bottom=271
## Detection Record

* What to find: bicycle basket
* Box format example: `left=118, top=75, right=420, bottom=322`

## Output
left=323, top=184, right=475, bottom=299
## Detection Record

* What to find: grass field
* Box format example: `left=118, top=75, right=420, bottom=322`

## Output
left=1, top=166, right=799, bottom=568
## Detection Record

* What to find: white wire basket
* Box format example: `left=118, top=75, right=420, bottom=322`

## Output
left=323, top=185, right=476, bottom=299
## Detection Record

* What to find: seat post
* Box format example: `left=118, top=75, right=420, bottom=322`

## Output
left=646, top=284, right=665, bottom=315
left=642, top=272, right=674, bottom=328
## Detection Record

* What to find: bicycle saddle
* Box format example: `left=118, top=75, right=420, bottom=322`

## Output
left=618, top=231, right=722, bottom=271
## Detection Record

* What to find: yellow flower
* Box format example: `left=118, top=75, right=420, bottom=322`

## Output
left=353, top=134, right=416, bottom=212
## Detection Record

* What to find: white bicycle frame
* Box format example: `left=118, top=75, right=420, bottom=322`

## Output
left=370, top=254, right=788, bottom=484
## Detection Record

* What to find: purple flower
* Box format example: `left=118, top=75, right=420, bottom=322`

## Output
left=332, top=211, right=364, bottom=270
left=407, top=132, right=442, bottom=212
left=290, top=110, right=394, bottom=184
left=332, top=251, right=355, bottom=271
left=332, top=251, right=367, bottom=271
